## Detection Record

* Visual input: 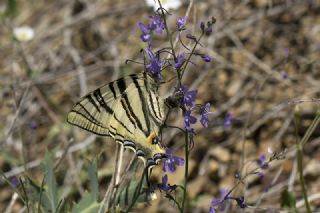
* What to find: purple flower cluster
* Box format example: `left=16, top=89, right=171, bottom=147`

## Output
left=137, top=12, right=218, bottom=198
left=177, top=86, right=212, bottom=130
left=177, top=86, right=197, bottom=131
left=145, top=48, right=164, bottom=80
left=159, top=148, right=184, bottom=193
left=138, top=15, right=164, bottom=43
left=162, top=148, right=185, bottom=173
left=177, top=16, right=187, bottom=31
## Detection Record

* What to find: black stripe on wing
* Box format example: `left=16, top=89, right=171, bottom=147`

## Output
left=120, top=98, right=137, bottom=129
left=108, top=81, right=117, bottom=99
left=77, top=102, right=102, bottom=125
left=148, top=92, right=162, bottom=121
left=67, top=112, right=110, bottom=136
left=93, top=88, right=114, bottom=114
left=156, top=95, right=163, bottom=119
left=117, top=77, right=127, bottom=94
left=85, top=94, right=100, bottom=113
left=113, top=115, right=134, bottom=135
left=132, top=76, right=151, bottom=136
left=122, top=93, right=147, bottom=136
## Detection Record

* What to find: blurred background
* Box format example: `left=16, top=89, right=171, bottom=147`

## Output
left=0, top=0, right=320, bottom=212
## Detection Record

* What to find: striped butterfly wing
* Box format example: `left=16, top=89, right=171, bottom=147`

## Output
left=67, top=73, right=167, bottom=169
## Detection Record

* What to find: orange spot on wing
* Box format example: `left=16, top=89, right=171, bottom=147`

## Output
left=148, top=132, right=156, bottom=145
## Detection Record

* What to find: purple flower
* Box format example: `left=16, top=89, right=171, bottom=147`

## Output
left=162, top=148, right=185, bottom=173
left=209, top=207, right=216, bottom=213
left=179, top=85, right=197, bottom=107
left=184, top=110, right=197, bottom=130
left=281, top=71, right=288, bottom=79
left=235, top=172, right=241, bottom=180
left=138, top=22, right=151, bottom=42
left=145, top=48, right=163, bottom=79
left=174, top=52, right=185, bottom=69
left=200, top=102, right=211, bottom=128
left=256, top=172, right=264, bottom=178
left=177, top=16, right=187, bottom=30
left=223, top=112, right=236, bottom=126
left=30, top=121, right=38, bottom=129
left=138, top=15, right=164, bottom=43
left=211, top=188, right=230, bottom=211
left=200, top=21, right=205, bottom=31
left=258, top=154, right=269, bottom=170
left=205, top=17, right=215, bottom=35
left=235, top=196, right=247, bottom=208
left=158, top=174, right=177, bottom=192
left=186, top=31, right=196, bottom=41
left=10, top=176, right=19, bottom=188
left=205, top=25, right=213, bottom=35
left=211, top=189, right=247, bottom=211
left=148, top=15, right=165, bottom=34
left=201, top=54, right=212, bottom=62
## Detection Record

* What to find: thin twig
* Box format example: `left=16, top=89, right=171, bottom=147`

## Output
left=4, top=192, right=19, bottom=213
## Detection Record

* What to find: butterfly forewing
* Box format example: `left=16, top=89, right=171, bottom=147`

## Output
left=68, top=74, right=142, bottom=135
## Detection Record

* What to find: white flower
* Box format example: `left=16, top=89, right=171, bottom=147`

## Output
left=145, top=0, right=182, bottom=11
left=13, top=26, right=34, bottom=42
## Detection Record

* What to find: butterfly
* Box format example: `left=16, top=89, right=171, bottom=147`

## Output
left=67, top=72, right=168, bottom=179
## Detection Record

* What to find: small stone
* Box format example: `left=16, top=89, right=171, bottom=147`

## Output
left=235, top=140, right=257, bottom=155
left=188, top=176, right=208, bottom=198
left=209, top=146, right=231, bottom=162
left=305, top=159, right=320, bottom=177
left=208, top=159, right=219, bottom=173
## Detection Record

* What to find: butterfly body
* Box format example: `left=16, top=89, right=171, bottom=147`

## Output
left=67, top=72, right=167, bottom=173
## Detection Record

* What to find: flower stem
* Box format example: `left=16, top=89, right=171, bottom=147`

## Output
left=181, top=131, right=189, bottom=212
left=294, top=109, right=320, bottom=213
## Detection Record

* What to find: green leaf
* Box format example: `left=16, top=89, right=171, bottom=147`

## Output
left=115, top=176, right=151, bottom=209
left=5, top=0, right=18, bottom=17
left=24, top=175, right=52, bottom=212
left=71, top=192, right=100, bottom=213
left=281, top=189, right=297, bottom=212
left=41, top=150, right=59, bottom=212
left=88, top=159, right=99, bottom=201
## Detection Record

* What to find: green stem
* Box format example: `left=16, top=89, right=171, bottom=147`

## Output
left=296, top=143, right=311, bottom=213
left=180, top=33, right=204, bottom=79
left=181, top=132, right=189, bottom=212
left=294, top=109, right=319, bottom=213
left=156, top=0, right=181, bottom=89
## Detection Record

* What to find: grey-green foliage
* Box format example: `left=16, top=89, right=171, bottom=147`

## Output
left=281, top=189, right=297, bottom=213
left=7, top=150, right=153, bottom=212
left=115, top=173, right=152, bottom=211
left=24, top=150, right=61, bottom=212
left=71, top=192, right=100, bottom=213
left=71, top=159, right=101, bottom=213
left=5, top=0, right=18, bottom=17
left=42, top=150, right=59, bottom=211
left=24, top=151, right=104, bottom=213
